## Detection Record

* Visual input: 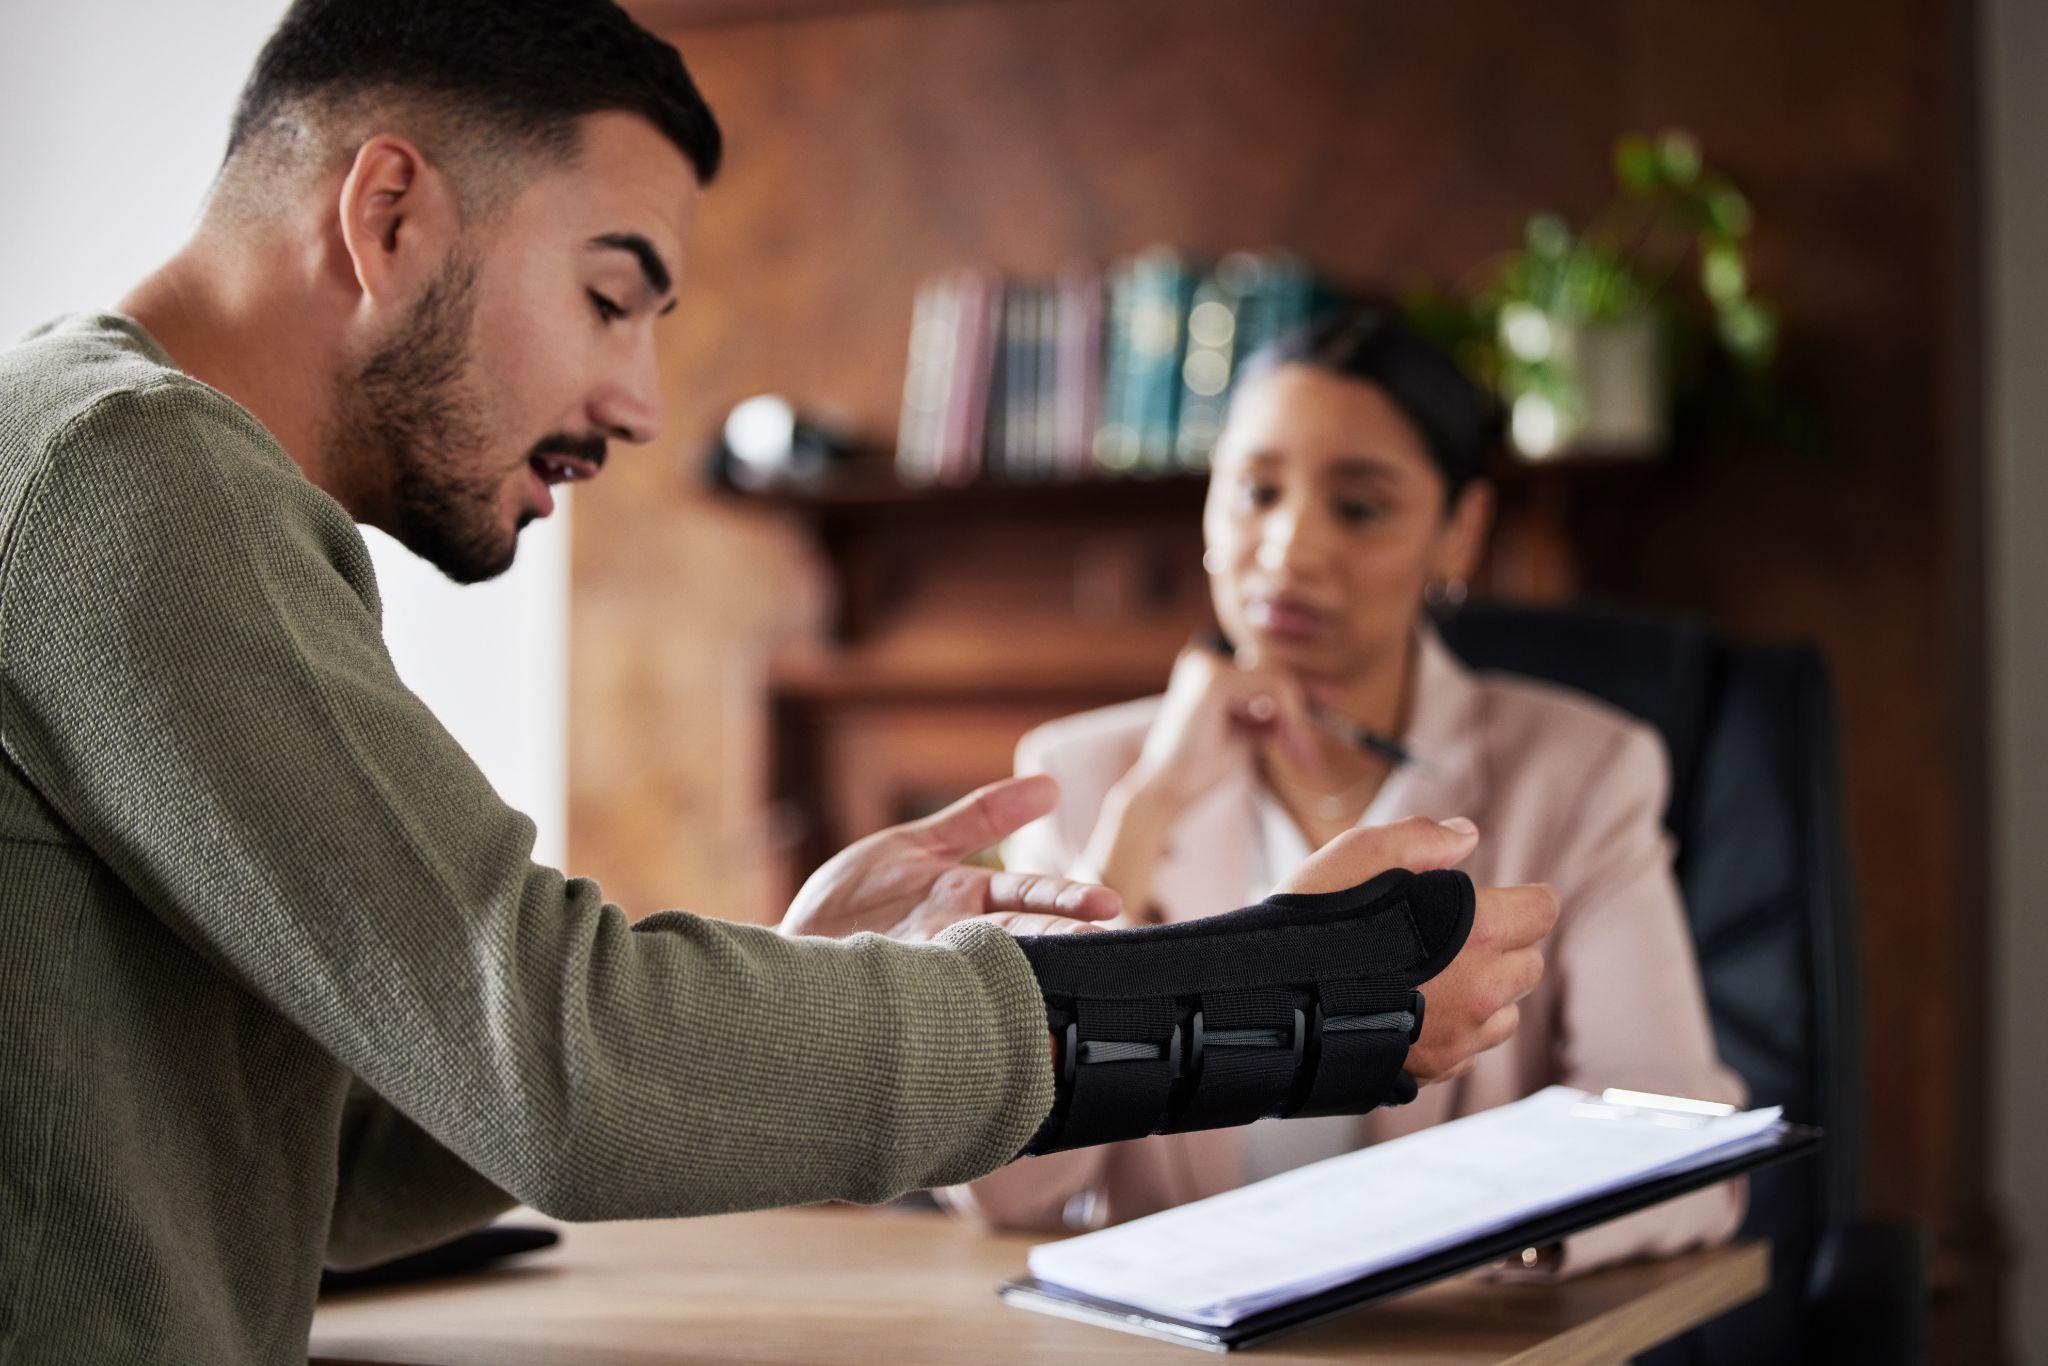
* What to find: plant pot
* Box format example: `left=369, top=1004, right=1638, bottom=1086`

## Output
left=1502, top=309, right=1668, bottom=461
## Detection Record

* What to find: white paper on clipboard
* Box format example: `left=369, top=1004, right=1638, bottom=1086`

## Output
left=1024, top=1085, right=1783, bottom=1327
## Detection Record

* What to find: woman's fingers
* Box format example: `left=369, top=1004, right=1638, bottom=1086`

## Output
left=1268, top=675, right=1323, bottom=764
left=1221, top=652, right=1321, bottom=763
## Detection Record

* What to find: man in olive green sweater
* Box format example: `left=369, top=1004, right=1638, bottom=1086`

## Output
left=0, top=3, right=1556, bottom=1363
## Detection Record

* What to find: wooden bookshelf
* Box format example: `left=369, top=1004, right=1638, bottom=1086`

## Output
left=718, top=467, right=1208, bottom=518
left=717, top=467, right=1208, bottom=643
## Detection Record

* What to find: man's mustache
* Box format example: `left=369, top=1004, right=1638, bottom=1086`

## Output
left=527, top=432, right=608, bottom=468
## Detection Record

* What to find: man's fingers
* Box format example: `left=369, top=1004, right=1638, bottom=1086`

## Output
left=1501, top=944, right=1546, bottom=1004
left=1472, top=883, right=1560, bottom=950
left=1472, top=1002, right=1521, bottom=1055
left=982, top=869, right=1123, bottom=922
left=1273, top=816, right=1481, bottom=895
left=903, top=774, right=1061, bottom=860
left=973, top=910, right=1107, bottom=938
left=1410, top=1001, right=1520, bottom=1083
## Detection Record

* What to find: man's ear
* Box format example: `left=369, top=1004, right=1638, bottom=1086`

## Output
left=334, top=134, right=460, bottom=311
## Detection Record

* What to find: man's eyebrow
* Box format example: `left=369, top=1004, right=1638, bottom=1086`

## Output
left=588, top=232, right=673, bottom=300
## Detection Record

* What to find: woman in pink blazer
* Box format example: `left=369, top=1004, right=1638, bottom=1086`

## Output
left=943, top=306, right=1744, bottom=1278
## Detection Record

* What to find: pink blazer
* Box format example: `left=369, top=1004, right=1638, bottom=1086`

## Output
left=945, top=628, right=1746, bottom=1277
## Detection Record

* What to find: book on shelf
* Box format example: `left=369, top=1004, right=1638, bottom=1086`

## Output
left=996, top=283, right=1028, bottom=480
left=1175, top=261, right=1239, bottom=470
left=1125, top=247, right=1192, bottom=470
left=894, top=274, right=948, bottom=484
left=1175, top=251, right=1320, bottom=470
left=1093, top=260, right=1138, bottom=472
left=1034, top=283, right=1061, bottom=477
left=896, top=250, right=1327, bottom=488
left=1055, top=265, right=1103, bottom=478
left=940, top=269, right=999, bottom=487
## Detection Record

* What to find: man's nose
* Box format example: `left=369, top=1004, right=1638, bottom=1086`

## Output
left=591, top=344, right=663, bottom=445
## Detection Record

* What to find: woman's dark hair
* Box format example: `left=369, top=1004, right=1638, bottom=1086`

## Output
left=1235, top=303, right=1499, bottom=495
left=226, top=0, right=721, bottom=187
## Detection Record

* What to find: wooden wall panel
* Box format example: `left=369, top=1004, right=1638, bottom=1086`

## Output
left=575, top=0, right=1984, bottom=1349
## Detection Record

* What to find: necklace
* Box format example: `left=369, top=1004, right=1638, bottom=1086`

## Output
left=1266, top=754, right=1389, bottom=823
left=1305, top=771, right=1383, bottom=822
left=1267, top=697, right=1410, bottom=825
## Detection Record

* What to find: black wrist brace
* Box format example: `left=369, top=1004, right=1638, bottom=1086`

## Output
left=1019, top=868, right=1473, bottom=1156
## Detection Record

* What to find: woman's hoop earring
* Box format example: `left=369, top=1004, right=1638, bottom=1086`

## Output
left=1424, top=578, right=1469, bottom=610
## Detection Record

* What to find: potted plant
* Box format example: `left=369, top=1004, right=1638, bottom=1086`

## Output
left=1411, top=131, right=1776, bottom=461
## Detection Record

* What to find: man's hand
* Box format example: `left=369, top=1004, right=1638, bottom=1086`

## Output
left=779, top=774, right=1123, bottom=942
left=1274, top=816, right=1558, bottom=1086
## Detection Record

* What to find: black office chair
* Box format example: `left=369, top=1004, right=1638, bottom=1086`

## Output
left=1435, top=600, right=1925, bottom=1365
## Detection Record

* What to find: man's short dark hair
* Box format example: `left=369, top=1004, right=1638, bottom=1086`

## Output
left=225, top=0, right=721, bottom=200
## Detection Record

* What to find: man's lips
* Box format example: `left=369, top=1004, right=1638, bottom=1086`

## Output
left=523, top=450, right=603, bottom=520
left=1246, top=595, right=1335, bottom=638
left=530, top=451, right=602, bottom=485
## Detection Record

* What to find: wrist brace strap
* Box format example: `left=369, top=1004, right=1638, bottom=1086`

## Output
left=1019, top=867, right=1473, bottom=1156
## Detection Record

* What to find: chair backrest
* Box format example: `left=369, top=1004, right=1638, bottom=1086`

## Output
left=1435, top=600, right=1861, bottom=1363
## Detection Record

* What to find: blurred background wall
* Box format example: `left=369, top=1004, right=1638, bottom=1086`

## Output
left=1984, top=0, right=2047, bottom=1359
left=0, top=0, right=571, bottom=866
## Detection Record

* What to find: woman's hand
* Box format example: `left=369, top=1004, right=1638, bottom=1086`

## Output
left=1125, top=642, right=1322, bottom=816
left=1071, top=643, right=1321, bottom=925
left=779, top=775, right=1123, bottom=942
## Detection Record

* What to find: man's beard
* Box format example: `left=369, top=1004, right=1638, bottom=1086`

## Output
left=333, top=253, right=520, bottom=585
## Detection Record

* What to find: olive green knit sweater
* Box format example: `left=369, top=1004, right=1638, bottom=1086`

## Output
left=0, top=314, right=1053, bottom=1365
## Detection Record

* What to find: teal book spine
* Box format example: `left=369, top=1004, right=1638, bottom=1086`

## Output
left=1094, top=261, right=1138, bottom=473
left=1128, top=247, right=1188, bottom=470
left=1177, top=254, right=1258, bottom=469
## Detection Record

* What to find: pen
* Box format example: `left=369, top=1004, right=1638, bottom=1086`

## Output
left=1305, top=700, right=1414, bottom=768
left=1198, top=628, right=1414, bottom=767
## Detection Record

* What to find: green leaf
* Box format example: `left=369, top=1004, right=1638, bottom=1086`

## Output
left=1657, top=130, right=1703, bottom=186
left=1525, top=213, right=1576, bottom=261
left=1703, top=185, right=1753, bottom=237
left=1701, top=241, right=1747, bottom=302
left=1718, top=300, right=1777, bottom=365
left=1615, top=134, right=1661, bottom=193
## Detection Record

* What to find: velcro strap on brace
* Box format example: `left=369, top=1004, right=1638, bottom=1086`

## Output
left=1019, top=867, right=1473, bottom=1156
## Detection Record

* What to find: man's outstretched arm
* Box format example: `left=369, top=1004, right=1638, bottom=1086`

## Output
left=0, top=383, right=1068, bottom=1221
left=3, top=382, right=1553, bottom=1232
left=324, top=772, right=1118, bottom=1266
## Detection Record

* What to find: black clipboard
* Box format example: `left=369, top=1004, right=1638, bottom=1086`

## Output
left=998, top=1122, right=1821, bottom=1353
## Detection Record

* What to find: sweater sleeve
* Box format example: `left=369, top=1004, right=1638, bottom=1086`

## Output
left=0, top=381, right=1053, bottom=1221
left=1542, top=723, right=1748, bottom=1278
left=937, top=726, right=1116, bottom=1232
left=326, top=1078, right=517, bottom=1271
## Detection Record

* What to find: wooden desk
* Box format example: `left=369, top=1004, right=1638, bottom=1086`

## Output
left=310, top=1208, right=1767, bottom=1364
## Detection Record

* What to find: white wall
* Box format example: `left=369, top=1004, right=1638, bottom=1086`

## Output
left=1985, top=0, right=2048, bottom=1360
left=0, top=0, right=570, bottom=866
